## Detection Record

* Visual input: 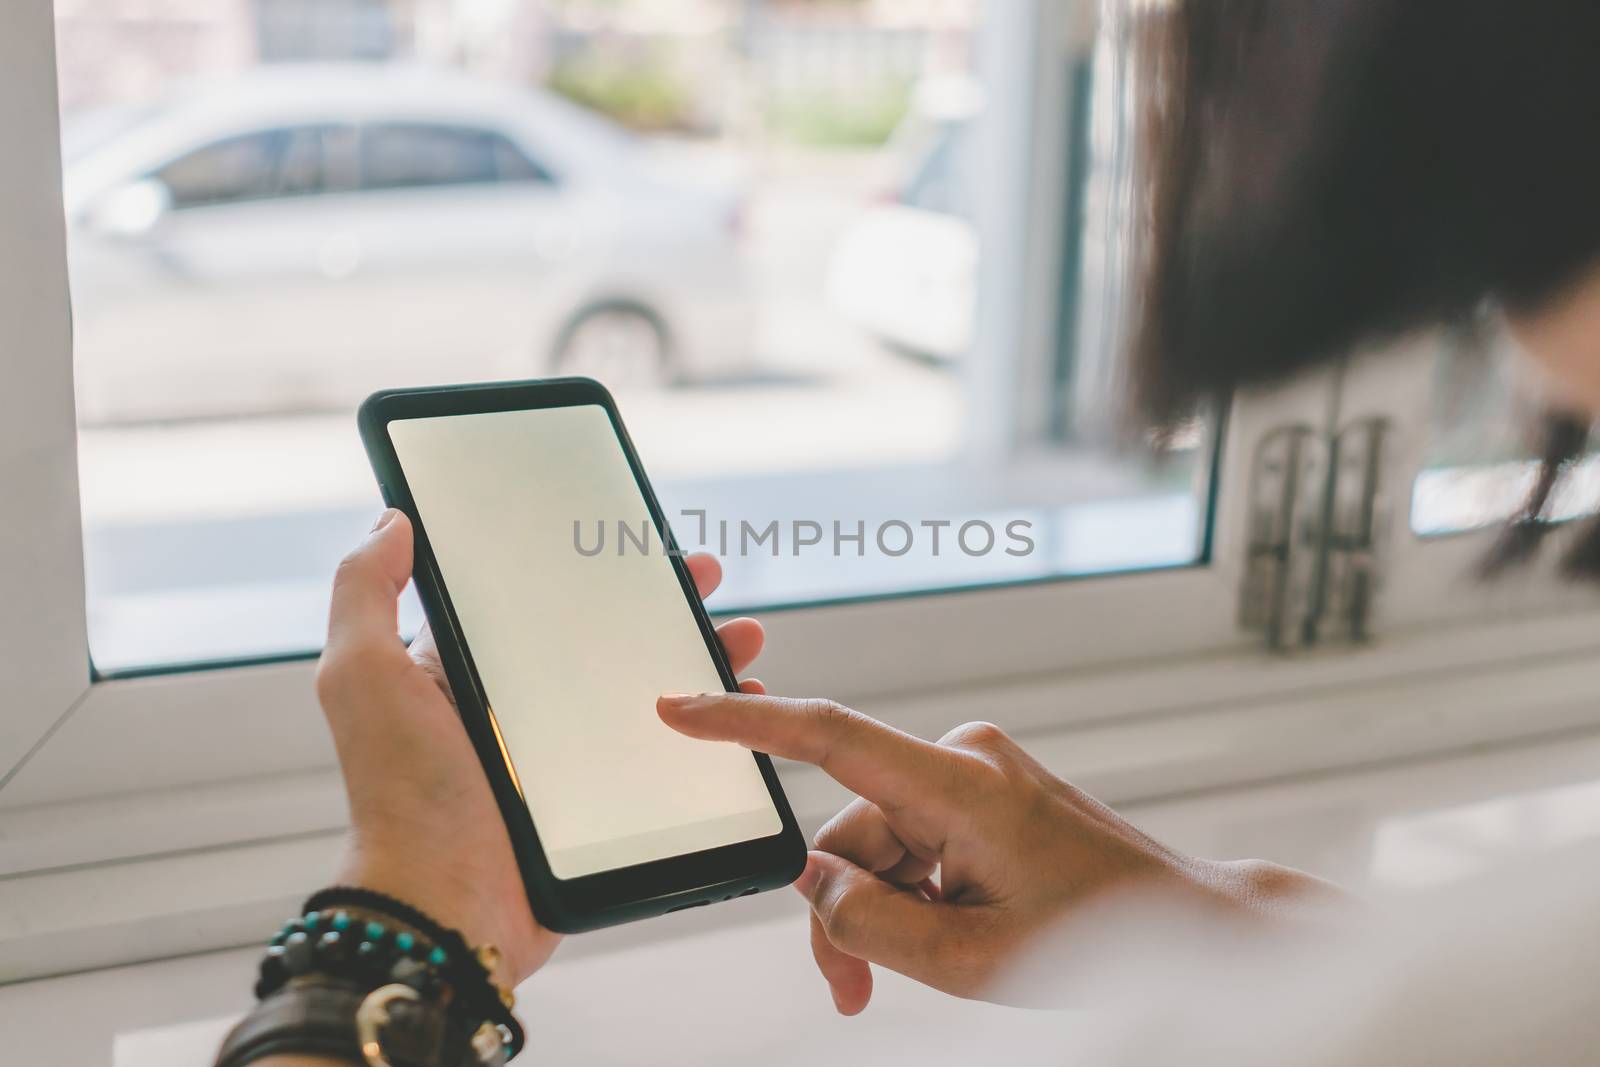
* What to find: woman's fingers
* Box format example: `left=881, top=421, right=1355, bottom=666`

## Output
left=817, top=798, right=916, bottom=875
left=407, top=623, right=456, bottom=703
left=685, top=553, right=764, bottom=675
left=714, top=616, right=764, bottom=675
left=805, top=799, right=936, bottom=1015
left=829, top=812, right=937, bottom=890
left=811, top=909, right=872, bottom=1015
left=656, top=693, right=961, bottom=820
left=325, top=510, right=410, bottom=653
left=684, top=552, right=721, bottom=599
left=795, top=851, right=996, bottom=1000
left=319, top=511, right=414, bottom=706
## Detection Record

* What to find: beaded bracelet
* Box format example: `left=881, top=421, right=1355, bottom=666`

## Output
left=251, top=889, right=523, bottom=1062
left=302, top=886, right=522, bottom=1050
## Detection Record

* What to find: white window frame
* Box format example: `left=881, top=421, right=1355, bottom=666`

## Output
left=5, top=0, right=1600, bottom=982
left=0, top=1, right=89, bottom=792
left=1, top=0, right=1255, bottom=802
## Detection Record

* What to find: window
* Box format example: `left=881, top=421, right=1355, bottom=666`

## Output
left=156, top=125, right=356, bottom=208
left=359, top=123, right=548, bottom=190
left=898, top=119, right=976, bottom=219
left=492, top=136, right=547, bottom=183
left=279, top=124, right=358, bottom=197
left=12, top=0, right=1600, bottom=986
left=57, top=2, right=1216, bottom=674
left=158, top=131, right=282, bottom=208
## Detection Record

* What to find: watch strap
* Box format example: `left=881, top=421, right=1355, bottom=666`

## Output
left=214, top=980, right=492, bottom=1067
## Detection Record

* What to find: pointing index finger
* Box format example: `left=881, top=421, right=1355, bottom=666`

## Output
left=657, top=692, right=955, bottom=817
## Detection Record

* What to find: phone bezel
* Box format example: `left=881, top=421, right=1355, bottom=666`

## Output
left=358, top=377, right=806, bottom=933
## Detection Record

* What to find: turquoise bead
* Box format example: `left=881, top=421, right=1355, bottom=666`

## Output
left=364, top=920, right=386, bottom=942
left=331, top=911, right=351, bottom=932
left=427, top=946, right=448, bottom=966
left=303, top=911, right=321, bottom=932
left=283, top=931, right=314, bottom=974
left=394, top=931, right=415, bottom=953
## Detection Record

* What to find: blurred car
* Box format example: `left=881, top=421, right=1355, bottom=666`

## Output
left=825, top=76, right=980, bottom=362
left=62, top=64, right=753, bottom=423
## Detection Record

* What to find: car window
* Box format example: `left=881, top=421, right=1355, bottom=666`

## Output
left=156, top=125, right=357, bottom=209
left=157, top=131, right=283, bottom=209
left=278, top=125, right=358, bottom=198
left=492, top=136, right=550, bottom=183
left=900, top=119, right=976, bottom=220
left=359, top=123, right=550, bottom=190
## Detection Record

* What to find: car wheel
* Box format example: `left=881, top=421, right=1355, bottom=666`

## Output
left=552, top=304, right=671, bottom=389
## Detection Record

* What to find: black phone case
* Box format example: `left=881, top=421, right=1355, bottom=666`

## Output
left=358, top=377, right=806, bottom=933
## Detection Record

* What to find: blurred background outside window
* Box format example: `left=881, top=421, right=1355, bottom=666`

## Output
left=56, top=0, right=1207, bottom=672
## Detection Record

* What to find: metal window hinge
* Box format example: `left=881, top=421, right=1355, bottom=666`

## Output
left=1240, top=417, right=1390, bottom=650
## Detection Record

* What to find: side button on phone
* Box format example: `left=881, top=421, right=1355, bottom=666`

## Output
left=666, top=900, right=711, bottom=913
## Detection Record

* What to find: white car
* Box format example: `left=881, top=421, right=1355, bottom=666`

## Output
left=62, top=65, right=754, bottom=423
left=825, top=77, right=980, bottom=363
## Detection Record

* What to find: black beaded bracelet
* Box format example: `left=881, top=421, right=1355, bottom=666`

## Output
left=247, top=887, right=524, bottom=1061
left=303, top=888, right=475, bottom=963
left=302, top=887, right=523, bottom=1055
left=259, top=909, right=449, bottom=1002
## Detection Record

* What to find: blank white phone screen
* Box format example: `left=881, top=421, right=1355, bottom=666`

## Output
left=388, top=405, right=781, bottom=879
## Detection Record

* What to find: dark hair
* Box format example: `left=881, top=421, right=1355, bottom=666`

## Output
left=1129, top=0, right=1600, bottom=572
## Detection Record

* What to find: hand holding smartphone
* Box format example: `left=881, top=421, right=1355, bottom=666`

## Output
left=359, top=378, right=805, bottom=932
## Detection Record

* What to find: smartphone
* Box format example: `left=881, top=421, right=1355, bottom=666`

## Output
left=358, top=378, right=806, bottom=933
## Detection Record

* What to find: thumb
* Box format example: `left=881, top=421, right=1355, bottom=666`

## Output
left=796, top=850, right=991, bottom=999
left=325, top=508, right=413, bottom=654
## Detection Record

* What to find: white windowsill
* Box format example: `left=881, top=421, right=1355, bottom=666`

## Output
left=3, top=605, right=1599, bottom=982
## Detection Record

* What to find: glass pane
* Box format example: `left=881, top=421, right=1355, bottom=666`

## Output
left=1411, top=327, right=1600, bottom=537
left=361, top=124, right=502, bottom=189
left=158, top=131, right=286, bottom=208
left=58, top=2, right=1210, bottom=673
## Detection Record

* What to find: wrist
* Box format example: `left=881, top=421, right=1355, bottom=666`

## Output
left=217, top=889, right=526, bottom=1067
left=335, top=851, right=511, bottom=987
